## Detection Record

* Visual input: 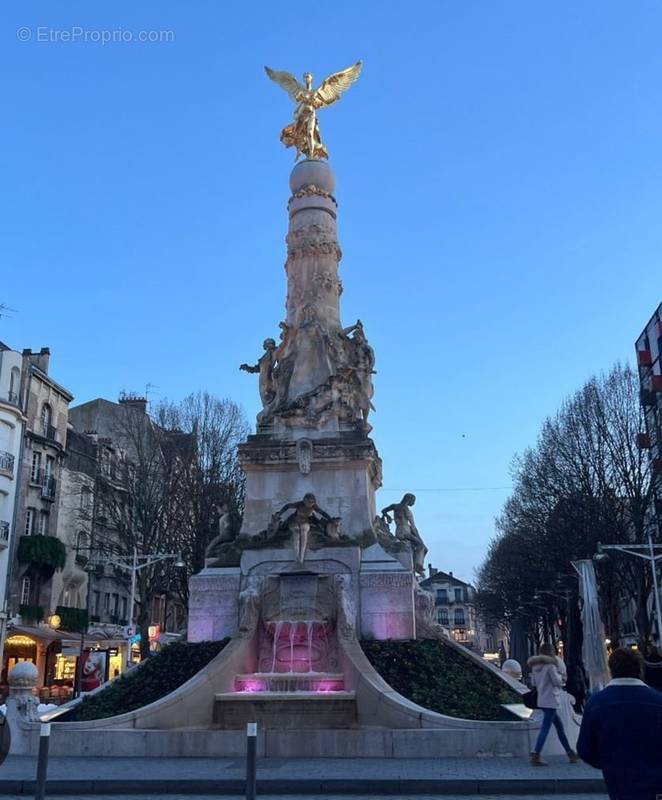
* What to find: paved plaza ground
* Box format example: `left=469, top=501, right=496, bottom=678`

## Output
left=0, top=755, right=607, bottom=796
left=0, top=796, right=610, bottom=800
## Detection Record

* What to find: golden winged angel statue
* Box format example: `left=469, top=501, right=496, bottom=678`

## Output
left=264, top=61, right=362, bottom=160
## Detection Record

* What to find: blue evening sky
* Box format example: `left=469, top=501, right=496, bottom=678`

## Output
left=1, top=2, right=660, bottom=582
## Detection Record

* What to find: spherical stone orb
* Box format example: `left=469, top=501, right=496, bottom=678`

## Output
left=8, top=661, right=38, bottom=688
left=502, top=659, right=523, bottom=680
left=289, top=159, right=335, bottom=195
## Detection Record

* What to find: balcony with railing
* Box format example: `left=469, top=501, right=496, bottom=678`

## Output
left=0, top=451, right=15, bottom=477
left=41, top=475, right=57, bottom=501
left=42, top=424, right=57, bottom=442
left=0, top=520, right=9, bottom=548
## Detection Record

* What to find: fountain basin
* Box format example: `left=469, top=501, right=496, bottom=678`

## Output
left=235, top=672, right=345, bottom=693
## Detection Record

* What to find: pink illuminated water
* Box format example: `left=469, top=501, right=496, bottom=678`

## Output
left=234, top=618, right=345, bottom=694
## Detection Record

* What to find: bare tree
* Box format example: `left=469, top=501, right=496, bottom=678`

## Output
left=477, top=363, right=655, bottom=703
left=93, top=402, right=193, bottom=659
left=154, top=392, right=248, bottom=605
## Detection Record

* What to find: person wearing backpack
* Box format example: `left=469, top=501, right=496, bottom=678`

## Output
left=528, top=643, right=579, bottom=766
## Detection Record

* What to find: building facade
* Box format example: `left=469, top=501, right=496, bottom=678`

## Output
left=636, top=302, right=662, bottom=538
left=420, top=567, right=500, bottom=654
left=9, top=348, right=73, bottom=622
left=0, top=343, right=27, bottom=660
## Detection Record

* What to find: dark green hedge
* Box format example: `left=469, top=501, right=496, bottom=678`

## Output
left=18, top=535, right=66, bottom=570
left=19, top=603, right=43, bottom=624
left=361, top=639, right=520, bottom=721
left=64, top=639, right=229, bottom=721
left=55, top=606, right=88, bottom=633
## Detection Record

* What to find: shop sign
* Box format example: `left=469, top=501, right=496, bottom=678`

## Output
left=148, top=624, right=160, bottom=642
left=108, top=648, right=119, bottom=657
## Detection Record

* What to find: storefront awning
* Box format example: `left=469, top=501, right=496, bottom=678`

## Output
left=7, top=624, right=91, bottom=649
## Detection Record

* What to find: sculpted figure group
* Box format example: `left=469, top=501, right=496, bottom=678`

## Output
left=240, top=318, right=375, bottom=430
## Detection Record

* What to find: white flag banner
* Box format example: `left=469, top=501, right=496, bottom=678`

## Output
left=573, top=558, right=610, bottom=692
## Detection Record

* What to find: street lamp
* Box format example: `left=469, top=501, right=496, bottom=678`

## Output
left=47, top=613, right=61, bottom=630
left=106, top=550, right=186, bottom=642
left=594, top=535, right=662, bottom=649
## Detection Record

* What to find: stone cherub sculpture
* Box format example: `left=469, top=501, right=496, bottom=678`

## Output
left=381, top=493, right=428, bottom=576
left=264, top=62, right=362, bottom=160
left=272, top=493, right=337, bottom=566
left=204, top=503, right=238, bottom=566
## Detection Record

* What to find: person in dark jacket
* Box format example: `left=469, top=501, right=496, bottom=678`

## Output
left=577, top=647, right=662, bottom=800
left=643, top=643, right=662, bottom=692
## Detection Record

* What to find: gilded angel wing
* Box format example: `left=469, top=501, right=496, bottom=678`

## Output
left=264, top=67, right=305, bottom=102
left=313, top=61, right=362, bottom=108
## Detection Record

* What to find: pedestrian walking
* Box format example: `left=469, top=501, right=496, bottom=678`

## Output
left=643, top=643, right=662, bottom=691
left=577, top=647, right=662, bottom=800
left=528, top=643, right=579, bottom=766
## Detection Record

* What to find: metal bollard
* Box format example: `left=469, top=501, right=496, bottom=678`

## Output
left=34, top=723, right=51, bottom=800
left=246, top=721, right=257, bottom=800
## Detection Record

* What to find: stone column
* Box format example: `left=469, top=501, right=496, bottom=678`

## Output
left=285, top=160, right=341, bottom=332
left=281, top=159, right=343, bottom=407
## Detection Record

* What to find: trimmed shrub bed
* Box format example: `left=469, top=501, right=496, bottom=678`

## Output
left=63, top=639, right=229, bottom=721
left=361, top=639, right=520, bottom=721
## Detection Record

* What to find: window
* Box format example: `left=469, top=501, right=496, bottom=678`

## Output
left=44, top=456, right=54, bottom=480
left=93, top=591, right=100, bottom=615
left=75, top=530, right=88, bottom=552
left=112, top=594, right=119, bottom=616
left=30, top=451, right=41, bottom=483
left=20, top=576, right=31, bottom=605
left=80, top=487, right=92, bottom=511
left=437, top=608, right=449, bottom=625
left=24, top=508, right=35, bottom=536
left=9, top=367, right=20, bottom=402
left=38, top=512, right=49, bottom=536
left=454, top=608, right=466, bottom=627
left=454, top=588, right=463, bottom=603
left=103, top=593, right=110, bottom=614
left=436, top=589, right=448, bottom=604
left=40, top=403, right=51, bottom=434
left=121, top=597, right=128, bottom=620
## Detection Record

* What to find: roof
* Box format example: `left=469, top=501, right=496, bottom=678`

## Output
left=29, top=364, right=74, bottom=402
left=419, top=570, right=473, bottom=590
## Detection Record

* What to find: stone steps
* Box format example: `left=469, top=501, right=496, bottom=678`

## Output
left=213, top=690, right=357, bottom=729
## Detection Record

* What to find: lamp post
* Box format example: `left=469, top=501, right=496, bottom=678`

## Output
left=105, top=550, right=185, bottom=654
left=594, top=533, right=662, bottom=649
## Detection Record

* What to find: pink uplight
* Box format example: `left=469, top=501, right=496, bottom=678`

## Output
left=313, top=679, right=344, bottom=693
left=235, top=679, right=266, bottom=693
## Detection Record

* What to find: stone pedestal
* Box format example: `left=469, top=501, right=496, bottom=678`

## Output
left=188, top=568, right=241, bottom=642
left=239, top=433, right=381, bottom=540
left=359, top=570, right=416, bottom=640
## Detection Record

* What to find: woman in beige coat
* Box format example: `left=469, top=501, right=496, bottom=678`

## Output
left=528, top=643, right=579, bottom=766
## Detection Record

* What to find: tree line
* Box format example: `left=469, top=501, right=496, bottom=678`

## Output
left=476, top=363, right=657, bottom=703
